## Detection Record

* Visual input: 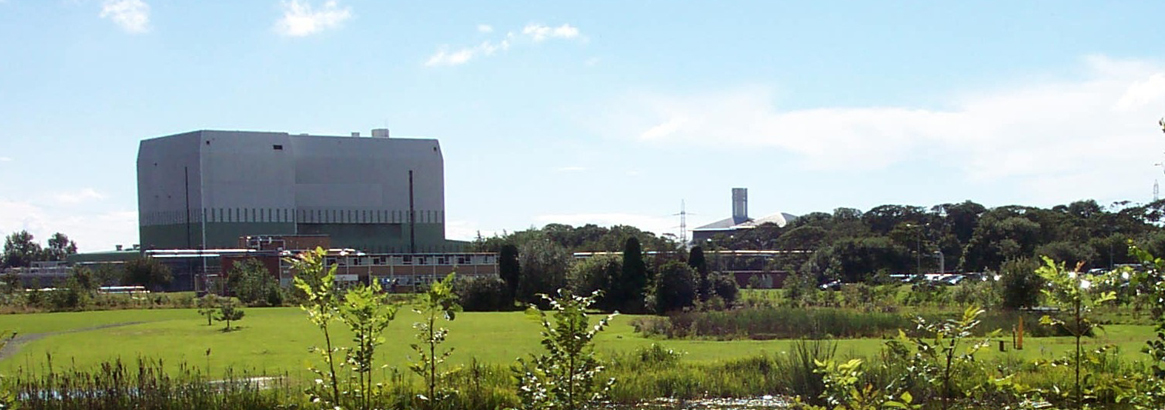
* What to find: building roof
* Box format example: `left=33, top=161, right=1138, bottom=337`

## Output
left=693, top=212, right=798, bottom=231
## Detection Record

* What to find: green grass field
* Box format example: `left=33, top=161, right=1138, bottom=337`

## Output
left=0, top=307, right=1154, bottom=379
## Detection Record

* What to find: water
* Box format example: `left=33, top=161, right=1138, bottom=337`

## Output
left=612, top=395, right=794, bottom=409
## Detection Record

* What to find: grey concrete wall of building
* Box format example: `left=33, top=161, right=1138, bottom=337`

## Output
left=138, top=130, right=447, bottom=250
left=138, top=131, right=204, bottom=249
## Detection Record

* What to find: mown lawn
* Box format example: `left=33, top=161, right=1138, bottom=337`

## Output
left=0, top=307, right=1154, bottom=378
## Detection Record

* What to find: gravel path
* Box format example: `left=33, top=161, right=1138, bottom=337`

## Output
left=0, top=321, right=145, bottom=362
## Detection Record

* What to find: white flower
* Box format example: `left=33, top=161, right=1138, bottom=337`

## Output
left=1080, top=279, right=1092, bottom=290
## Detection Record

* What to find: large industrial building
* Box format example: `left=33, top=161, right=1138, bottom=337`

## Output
left=137, top=129, right=457, bottom=253
left=691, top=188, right=798, bottom=243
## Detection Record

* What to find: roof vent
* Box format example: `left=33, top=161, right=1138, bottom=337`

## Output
left=372, top=128, right=390, bottom=138
left=351, top=132, right=360, bottom=137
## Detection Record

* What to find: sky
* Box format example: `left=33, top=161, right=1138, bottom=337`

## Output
left=3, top=1, right=1165, bottom=252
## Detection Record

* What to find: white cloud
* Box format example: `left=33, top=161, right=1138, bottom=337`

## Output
left=0, top=157, right=11, bottom=162
left=604, top=55, right=1165, bottom=204
left=100, top=0, right=150, bottom=33
left=425, top=39, right=511, bottom=67
left=522, top=23, right=580, bottom=42
left=52, top=188, right=107, bottom=205
left=0, top=199, right=137, bottom=253
left=425, top=23, right=583, bottom=67
left=275, top=0, right=352, bottom=37
left=444, top=219, right=498, bottom=242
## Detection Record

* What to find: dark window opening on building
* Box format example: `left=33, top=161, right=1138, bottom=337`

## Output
left=273, top=144, right=283, bottom=150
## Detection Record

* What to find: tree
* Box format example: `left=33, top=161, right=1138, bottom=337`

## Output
left=454, top=275, right=511, bottom=311
left=616, top=237, right=649, bottom=313
left=514, top=290, right=616, bottom=410
left=1034, top=241, right=1098, bottom=269
left=650, top=261, right=698, bottom=314
left=44, top=232, right=77, bottom=262
left=197, top=294, right=221, bottom=326
left=215, top=298, right=245, bottom=331
left=688, top=246, right=707, bottom=275
left=226, top=258, right=282, bottom=306
left=998, top=257, right=1044, bottom=310
left=567, top=254, right=621, bottom=311
left=2, top=230, right=41, bottom=268
left=813, top=237, right=911, bottom=283
left=122, top=257, right=173, bottom=291
left=499, top=244, right=520, bottom=300
left=960, top=214, right=1042, bottom=272
left=516, top=240, right=571, bottom=304
left=410, top=272, right=461, bottom=406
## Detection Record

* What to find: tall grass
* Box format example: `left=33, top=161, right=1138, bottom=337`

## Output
left=630, top=307, right=1074, bottom=340
left=2, top=346, right=1149, bottom=409
left=10, top=357, right=290, bottom=409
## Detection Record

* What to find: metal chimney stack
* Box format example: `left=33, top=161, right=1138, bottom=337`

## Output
left=732, top=188, right=748, bottom=224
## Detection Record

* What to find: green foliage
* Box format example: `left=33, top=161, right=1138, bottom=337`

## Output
left=1, top=230, right=41, bottom=269
left=289, top=247, right=345, bottom=407
left=708, top=272, right=740, bottom=305
left=214, top=298, right=245, bottom=332
left=339, top=278, right=397, bottom=410
left=960, top=213, right=1042, bottom=273
left=291, top=247, right=399, bottom=410
left=410, top=272, right=461, bottom=407
left=1037, top=256, right=1117, bottom=409
left=122, top=257, right=173, bottom=291
left=813, top=237, right=911, bottom=283
left=43, top=232, right=78, bottom=262
left=566, top=254, right=621, bottom=311
left=1035, top=241, right=1099, bottom=269
left=891, top=306, right=998, bottom=410
left=998, top=257, right=1044, bottom=310
left=226, top=258, right=283, bottom=307
left=801, top=358, right=918, bottom=410
left=617, top=237, right=649, bottom=314
left=514, top=290, right=616, bottom=410
left=516, top=240, right=571, bottom=305
left=499, top=244, right=521, bottom=301
left=649, top=261, right=698, bottom=314
left=1122, top=245, right=1165, bottom=409
left=197, top=294, right=220, bottom=326
left=7, top=357, right=290, bottom=409
left=688, top=246, right=708, bottom=275
left=454, top=275, right=513, bottom=311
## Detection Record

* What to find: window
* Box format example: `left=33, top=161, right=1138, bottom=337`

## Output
left=273, top=144, right=283, bottom=150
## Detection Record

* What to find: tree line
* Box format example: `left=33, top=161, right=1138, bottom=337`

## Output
left=1, top=230, right=77, bottom=268
left=702, top=199, right=1165, bottom=283
left=458, top=228, right=737, bottom=314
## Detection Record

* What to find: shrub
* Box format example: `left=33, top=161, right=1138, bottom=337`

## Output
left=514, top=290, right=616, bottom=410
left=650, top=261, right=698, bottom=314
left=454, top=276, right=512, bottom=312
left=998, top=257, right=1044, bottom=310
left=708, top=272, right=740, bottom=305
left=226, top=258, right=282, bottom=307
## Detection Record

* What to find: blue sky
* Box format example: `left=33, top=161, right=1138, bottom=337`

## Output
left=3, top=1, right=1165, bottom=251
